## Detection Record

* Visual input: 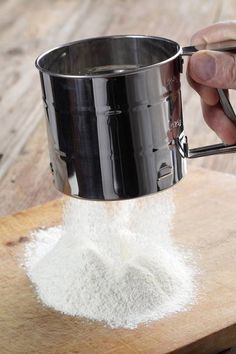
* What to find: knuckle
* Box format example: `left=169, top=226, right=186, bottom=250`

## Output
left=216, top=53, right=236, bottom=89
left=229, top=54, right=236, bottom=88
left=223, top=54, right=236, bottom=89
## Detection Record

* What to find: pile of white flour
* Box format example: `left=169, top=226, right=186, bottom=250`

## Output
left=24, top=191, right=197, bottom=329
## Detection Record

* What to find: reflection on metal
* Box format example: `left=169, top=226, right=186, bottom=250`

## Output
left=36, top=35, right=236, bottom=200
left=157, top=163, right=172, bottom=181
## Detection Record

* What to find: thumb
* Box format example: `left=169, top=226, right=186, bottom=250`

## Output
left=188, top=50, right=236, bottom=89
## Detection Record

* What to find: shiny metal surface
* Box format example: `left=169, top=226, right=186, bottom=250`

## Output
left=188, top=143, right=236, bottom=158
left=36, top=35, right=236, bottom=200
left=36, top=35, right=182, bottom=78
left=217, top=88, right=236, bottom=123
left=182, top=40, right=236, bottom=55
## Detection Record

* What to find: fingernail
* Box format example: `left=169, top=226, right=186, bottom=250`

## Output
left=192, top=53, right=216, bottom=81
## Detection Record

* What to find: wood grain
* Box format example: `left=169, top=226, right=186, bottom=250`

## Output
left=0, top=167, right=236, bottom=354
left=1, top=0, right=236, bottom=213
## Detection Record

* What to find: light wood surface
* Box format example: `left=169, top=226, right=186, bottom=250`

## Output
left=1, top=0, right=236, bottom=217
left=0, top=167, right=236, bottom=354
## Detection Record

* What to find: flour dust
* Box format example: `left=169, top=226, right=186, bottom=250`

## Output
left=24, top=190, right=197, bottom=329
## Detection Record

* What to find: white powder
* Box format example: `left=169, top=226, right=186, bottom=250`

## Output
left=24, top=191, right=197, bottom=329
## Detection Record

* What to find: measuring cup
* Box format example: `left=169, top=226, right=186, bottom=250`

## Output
left=35, top=35, right=236, bottom=200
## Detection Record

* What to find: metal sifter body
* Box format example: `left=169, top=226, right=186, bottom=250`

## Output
left=36, top=35, right=236, bottom=200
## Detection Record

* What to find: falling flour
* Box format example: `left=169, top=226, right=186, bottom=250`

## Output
left=24, top=191, right=197, bottom=329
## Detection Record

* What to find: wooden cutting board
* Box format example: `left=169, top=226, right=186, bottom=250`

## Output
left=0, top=167, right=236, bottom=354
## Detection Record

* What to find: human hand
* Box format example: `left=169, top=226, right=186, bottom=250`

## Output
left=187, top=21, right=236, bottom=144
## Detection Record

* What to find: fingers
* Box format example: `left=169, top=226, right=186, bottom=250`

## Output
left=191, top=21, right=236, bottom=45
left=188, top=21, right=236, bottom=102
left=201, top=100, right=236, bottom=144
left=187, top=21, right=236, bottom=143
left=188, top=50, right=236, bottom=89
left=187, top=67, right=219, bottom=106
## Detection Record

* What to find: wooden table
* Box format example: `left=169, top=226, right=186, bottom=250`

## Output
left=1, top=0, right=236, bottom=217
left=1, top=167, right=236, bottom=354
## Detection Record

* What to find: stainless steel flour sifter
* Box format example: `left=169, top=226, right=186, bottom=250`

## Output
left=35, top=35, right=236, bottom=200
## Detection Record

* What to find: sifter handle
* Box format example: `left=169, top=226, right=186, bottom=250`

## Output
left=182, top=40, right=236, bottom=55
left=180, top=41, right=236, bottom=158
